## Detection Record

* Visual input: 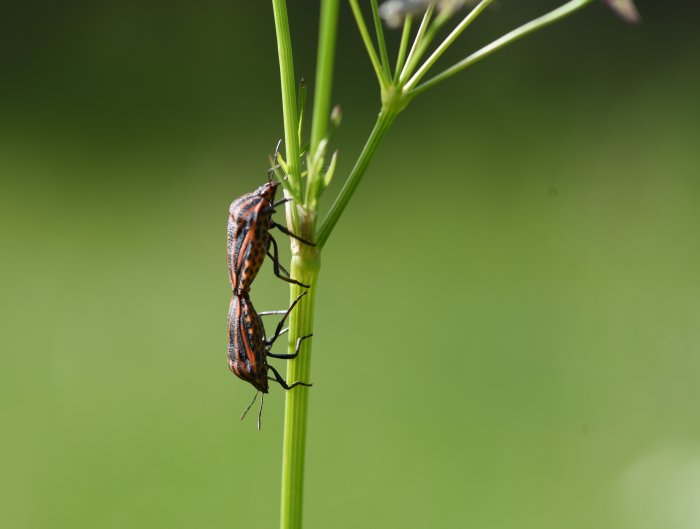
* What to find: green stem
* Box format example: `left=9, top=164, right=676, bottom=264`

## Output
left=272, top=0, right=301, bottom=196
left=393, top=15, right=413, bottom=83
left=409, top=0, right=596, bottom=97
left=349, top=0, right=389, bottom=88
left=370, top=0, right=392, bottom=79
left=280, top=227, right=320, bottom=529
left=279, top=3, right=338, bottom=529
left=317, top=108, right=398, bottom=248
left=310, top=0, right=340, bottom=154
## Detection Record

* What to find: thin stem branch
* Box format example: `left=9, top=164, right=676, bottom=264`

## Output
left=404, top=0, right=494, bottom=91
left=349, top=0, right=389, bottom=88
left=370, top=0, right=392, bottom=79
left=398, top=6, right=434, bottom=83
left=393, top=15, right=413, bottom=83
left=410, top=0, right=596, bottom=97
left=310, top=0, right=340, bottom=154
left=317, top=109, right=398, bottom=248
left=272, top=0, right=301, bottom=197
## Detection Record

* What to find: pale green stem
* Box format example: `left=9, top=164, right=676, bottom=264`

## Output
left=317, top=109, right=398, bottom=248
left=403, top=0, right=494, bottom=90
left=370, top=0, right=392, bottom=79
left=272, top=0, right=302, bottom=223
left=410, top=0, right=596, bottom=97
left=393, top=15, right=413, bottom=83
left=279, top=2, right=339, bottom=528
left=280, top=237, right=320, bottom=529
left=310, top=0, right=340, bottom=153
left=398, top=6, right=434, bottom=83
left=349, top=0, right=389, bottom=88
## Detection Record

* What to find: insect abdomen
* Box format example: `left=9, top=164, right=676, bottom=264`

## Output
left=227, top=186, right=276, bottom=293
left=227, top=294, right=269, bottom=393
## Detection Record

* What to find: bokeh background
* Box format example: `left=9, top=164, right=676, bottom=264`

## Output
left=2, top=1, right=699, bottom=528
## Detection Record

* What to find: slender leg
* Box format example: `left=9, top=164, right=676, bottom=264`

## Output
left=267, top=334, right=312, bottom=359
left=266, top=250, right=287, bottom=275
left=260, top=199, right=288, bottom=218
left=268, top=365, right=312, bottom=390
left=266, top=292, right=307, bottom=348
left=259, top=310, right=288, bottom=316
left=266, top=239, right=291, bottom=277
left=271, top=221, right=316, bottom=247
left=268, top=235, right=310, bottom=288
left=260, top=327, right=288, bottom=344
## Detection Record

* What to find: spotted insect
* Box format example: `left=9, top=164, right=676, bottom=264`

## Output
left=227, top=180, right=314, bottom=294
left=227, top=291, right=312, bottom=429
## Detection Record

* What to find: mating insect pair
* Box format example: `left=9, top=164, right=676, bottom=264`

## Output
left=227, top=177, right=315, bottom=429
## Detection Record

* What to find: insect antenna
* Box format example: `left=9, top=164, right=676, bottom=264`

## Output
left=240, top=391, right=259, bottom=422
left=267, top=139, right=284, bottom=183
left=239, top=391, right=265, bottom=430
left=257, top=394, right=264, bottom=431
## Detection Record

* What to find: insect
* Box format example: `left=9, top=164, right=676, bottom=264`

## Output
left=227, top=291, right=312, bottom=429
left=227, top=180, right=315, bottom=294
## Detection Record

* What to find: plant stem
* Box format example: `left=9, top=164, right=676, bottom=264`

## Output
left=393, top=15, right=413, bottom=83
left=410, top=0, right=596, bottom=97
left=279, top=3, right=339, bottom=529
left=310, top=0, right=340, bottom=153
left=370, top=0, right=392, bottom=79
left=317, top=108, right=398, bottom=248
left=349, top=0, right=389, bottom=88
left=280, top=228, right=320, bottom=529
left=272, top=0, right=301, bottom=195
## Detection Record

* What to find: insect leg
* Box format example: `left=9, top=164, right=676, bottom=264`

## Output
left=260, top=326, right=288, bottom=344
left=266, top=292, right=307, bottom=347
left=270, top=221, right=316, bottom=247
left=268, top=235, right=310, bottom=288
left=267, top=365, right=312, bottom=390
left=267, top=334, right=312, bottom=359
left=266, top=238, right=291, bottom=277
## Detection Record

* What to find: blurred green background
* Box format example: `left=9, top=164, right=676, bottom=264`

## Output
left=1, top=1, right=699, bottom=528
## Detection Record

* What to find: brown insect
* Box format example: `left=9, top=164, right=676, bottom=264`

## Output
left=227, top=181, right=314, bottom=294
left=227, top=291, right=312, bottom=429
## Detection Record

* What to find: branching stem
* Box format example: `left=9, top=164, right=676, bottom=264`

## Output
left=317, top=109, right=398, bottom=248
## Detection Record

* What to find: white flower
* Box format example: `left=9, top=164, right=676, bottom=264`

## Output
left=379, top=0, right=471, bottom=29
left=602, top=0, right=641, bottom=23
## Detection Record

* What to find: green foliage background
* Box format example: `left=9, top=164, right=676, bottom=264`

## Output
left=1, top=2, right=699, bottom=528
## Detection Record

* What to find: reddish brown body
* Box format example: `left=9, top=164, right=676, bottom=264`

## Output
left=226, top=181, right=313, bottom=416
left=227, top=182, right=278, bottom=294
left=227, top=294, right=269, bottom=393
